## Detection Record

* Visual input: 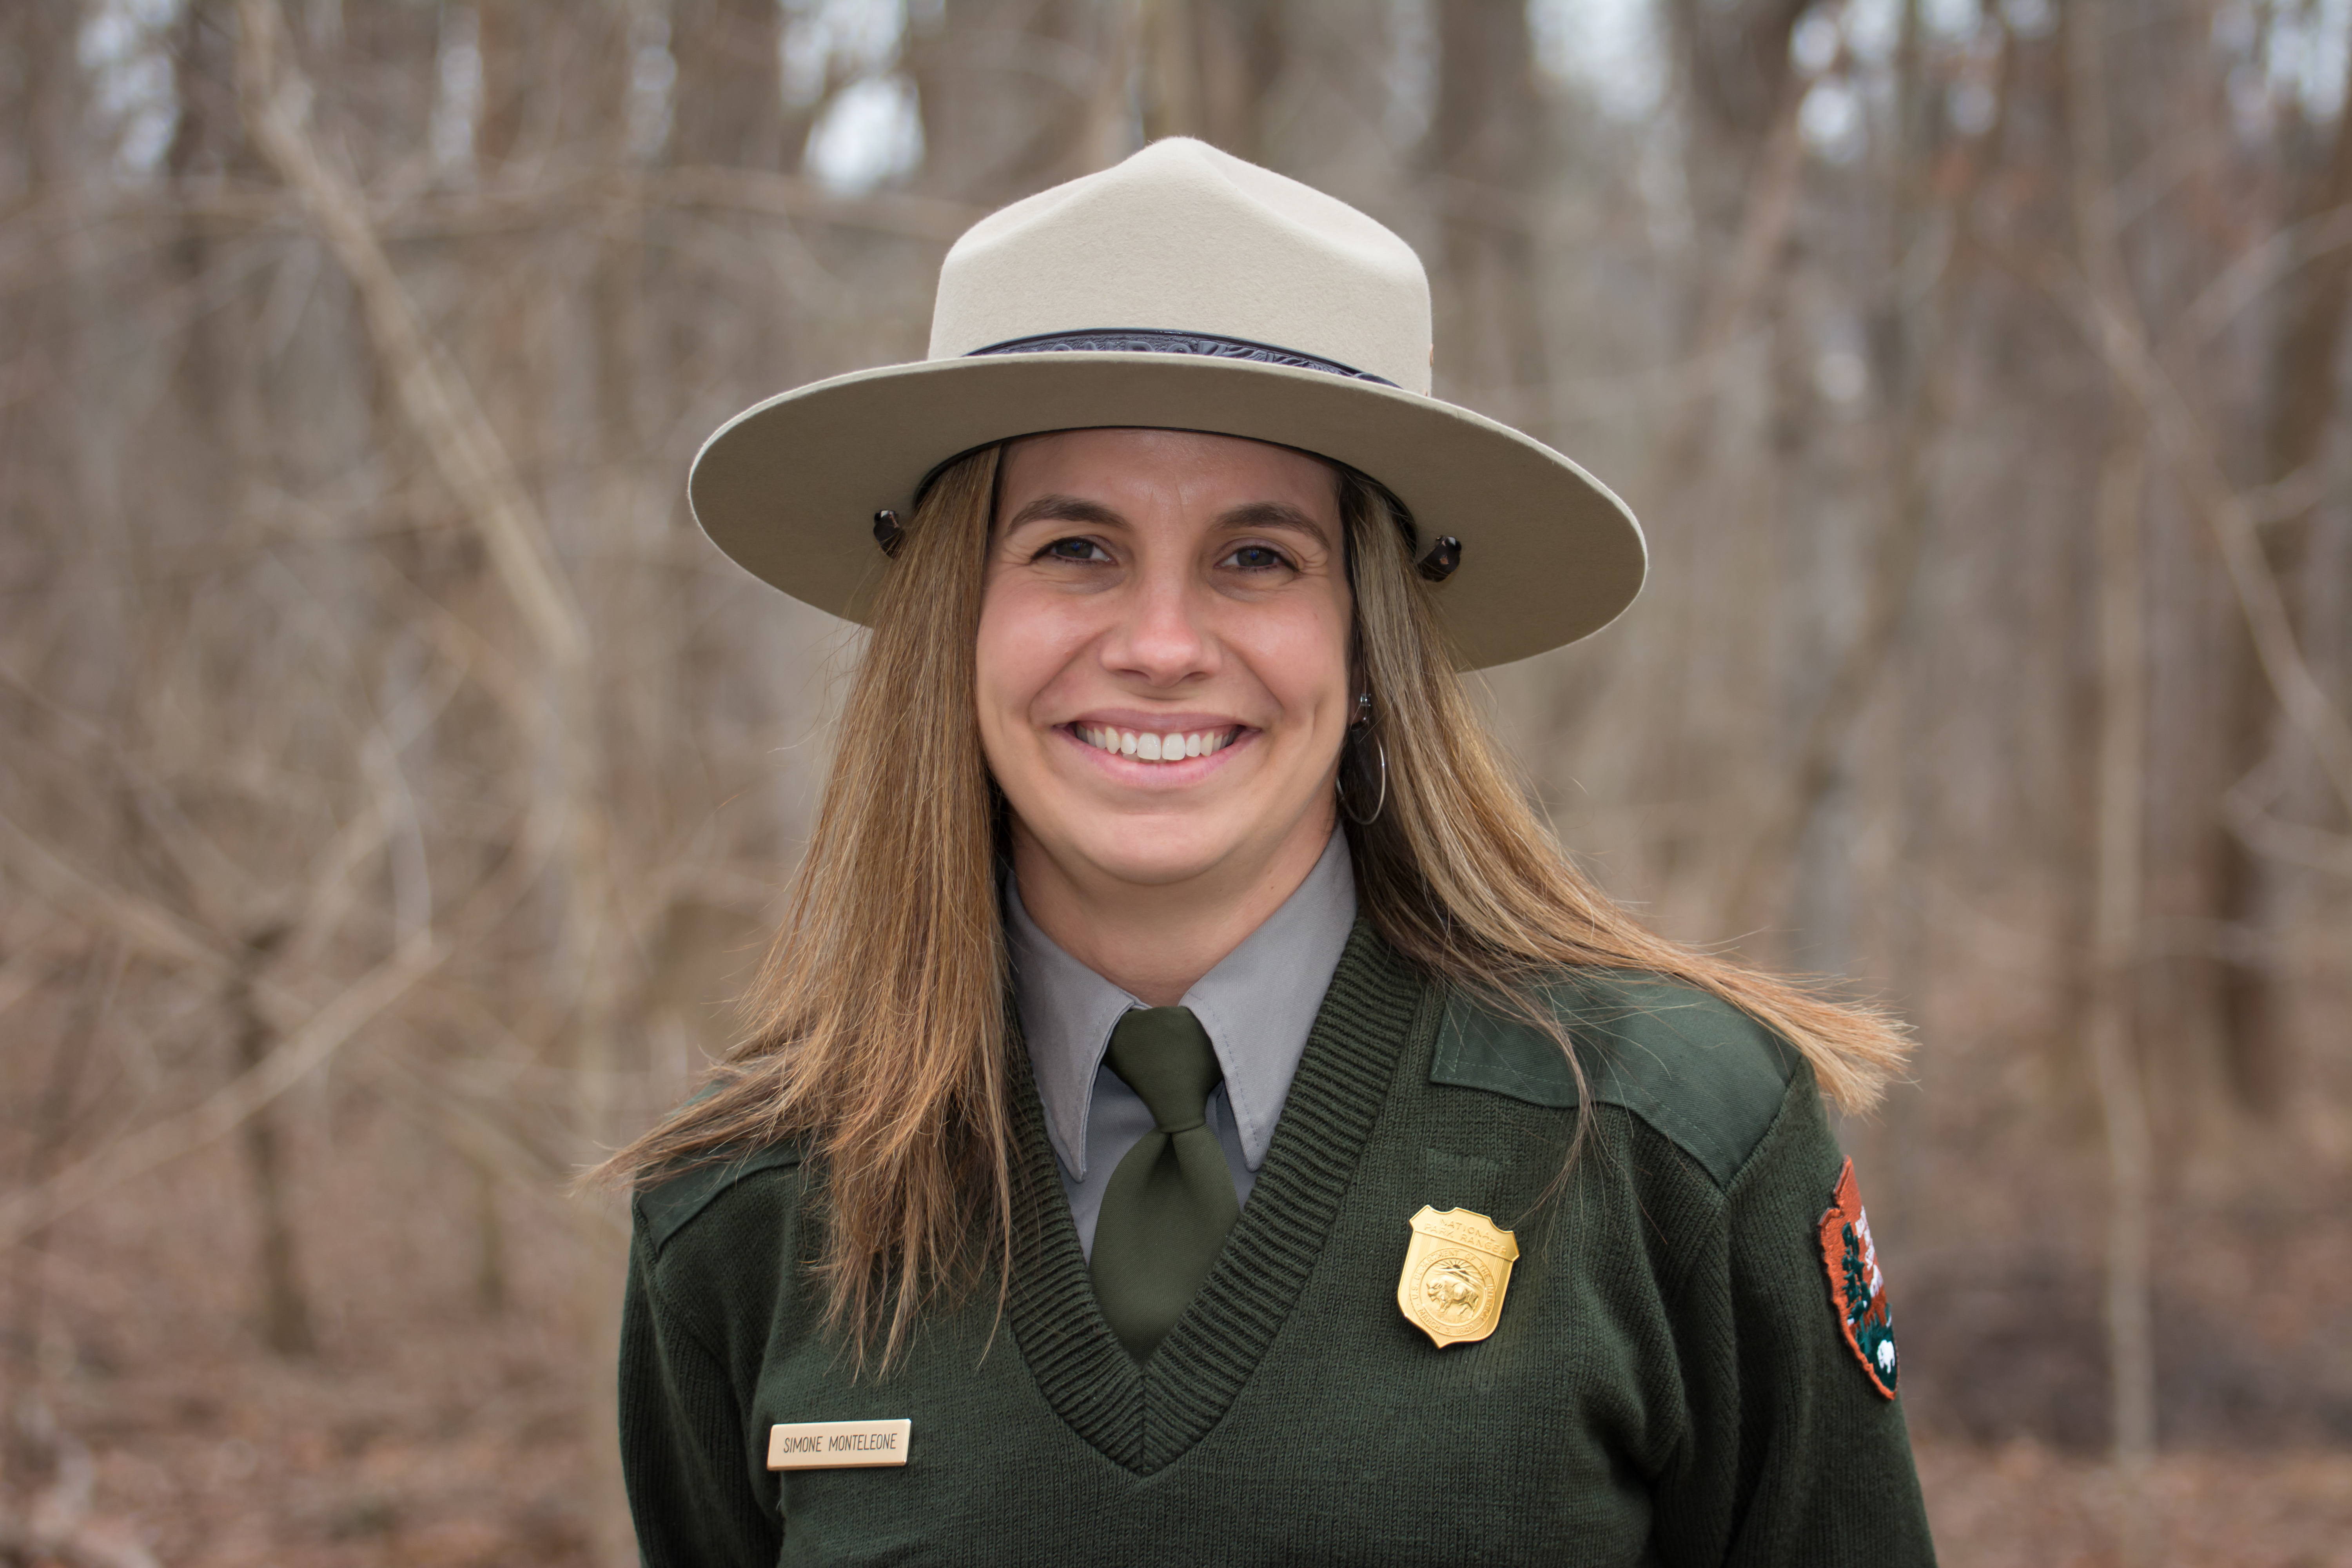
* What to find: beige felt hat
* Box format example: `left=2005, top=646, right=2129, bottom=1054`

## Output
left=689, top=138, right=1644, bottom=668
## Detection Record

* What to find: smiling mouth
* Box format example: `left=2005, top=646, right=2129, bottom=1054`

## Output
left=1069, top=723, right=1244, bottom=763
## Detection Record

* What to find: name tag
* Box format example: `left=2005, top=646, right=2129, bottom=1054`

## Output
left=766, top=1419, right=911, bottom=1470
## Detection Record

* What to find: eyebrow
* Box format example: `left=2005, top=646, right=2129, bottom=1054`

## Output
left=1000, top=494, right=1332, bottom=541
left=1003, top=494, right=1124, bottom=531
left=1212, top=501, right=1328, bottom=539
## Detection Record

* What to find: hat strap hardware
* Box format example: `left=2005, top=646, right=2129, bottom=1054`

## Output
left=1415, top=536, right=1461, bottom=583
left=966, top=328, right=1399, bottom=388
left=873, top=509, right=906, bottom=558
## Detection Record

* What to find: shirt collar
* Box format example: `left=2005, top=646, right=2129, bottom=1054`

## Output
left=1007, top=828, right=1359, bottom=1180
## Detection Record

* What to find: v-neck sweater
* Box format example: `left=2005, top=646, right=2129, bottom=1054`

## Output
left=620, top=925, right=1937, bottom=1566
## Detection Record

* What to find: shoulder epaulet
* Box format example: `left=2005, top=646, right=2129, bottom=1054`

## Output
left=1430, top=973, right=1802, bottom=1185
left=633, top=1140, right=807, bottom=1254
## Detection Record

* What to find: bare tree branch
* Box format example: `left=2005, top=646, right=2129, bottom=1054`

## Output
left=0, top=804, right=232, bottom=976
left=2053, top=241, right=2352, bottom=828
left=234, top=0, right=588, bottom=672
left=0, top=931, right=444, bottom=1250
left=2224, top=782, right=2352, bottom=880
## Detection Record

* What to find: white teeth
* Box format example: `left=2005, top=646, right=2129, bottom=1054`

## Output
left=1081, top=726, right=1236, bottom=761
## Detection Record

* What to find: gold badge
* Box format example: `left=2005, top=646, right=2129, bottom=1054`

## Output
left=1397, top=1205, right=1519, bottom=1348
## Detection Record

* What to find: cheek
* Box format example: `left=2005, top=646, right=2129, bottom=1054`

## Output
left=974, top=581, right=1083, bottom=737
left=1231, top=595, right=1352, bottom=725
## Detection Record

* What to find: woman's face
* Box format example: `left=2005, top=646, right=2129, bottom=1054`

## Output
left=977, top=428, right=1353, bottom=901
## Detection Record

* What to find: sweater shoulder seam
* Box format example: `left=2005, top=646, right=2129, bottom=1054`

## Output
left=1614, top=1109, right=1730, bottom=1308
left=1602, top=1111, right=1714, bottom=1475
left=634, top=1141, right=808, bottom=1259
left=1719, top=1059, right=1823, bottom=1204
left=633, top=1224, right=737, bottom=1381
left=1432, top=973, right=1800, bottom=1185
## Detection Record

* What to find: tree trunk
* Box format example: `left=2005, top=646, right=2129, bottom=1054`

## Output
left=2213, top=48, right=2352, bottom=1115
left=1425, top=0, right=1546, bottom=408
left=2067, top=7, right=2160, bottom=1553
left=1138, top=0, right=1285, bottom=160
left=229, top=927, right=315, bottom=1357
left=909, top=1, right=1134, bottom=204
left=671, top=0, right=785, bottom=169
left=2089, top=446, right=2156, bottom=1472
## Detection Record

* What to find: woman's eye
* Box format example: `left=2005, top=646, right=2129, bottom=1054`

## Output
left=1041, top=537, right=1109, bottom=563
left=1223, top=545, right=1290, bottom=572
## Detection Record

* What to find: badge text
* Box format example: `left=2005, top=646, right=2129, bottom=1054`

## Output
left=767, top=1419, right=913, bottom=1470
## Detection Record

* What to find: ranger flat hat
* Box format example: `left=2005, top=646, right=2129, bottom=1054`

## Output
left=689, top=137, right=1644, bottom=668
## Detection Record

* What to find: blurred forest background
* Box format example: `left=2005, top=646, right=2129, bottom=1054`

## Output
left=2, top=0, right=2350, bottom=1562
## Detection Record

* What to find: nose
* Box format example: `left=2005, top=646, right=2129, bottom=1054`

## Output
left=1099, top=557, right=1215, bottom=688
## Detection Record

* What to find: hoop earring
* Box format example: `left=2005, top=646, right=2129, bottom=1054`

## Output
left=1338, top=733, right=1387, bottom=827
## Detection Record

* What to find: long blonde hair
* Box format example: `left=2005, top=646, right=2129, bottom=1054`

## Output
left=599, top=441, right=1907, bottom=1367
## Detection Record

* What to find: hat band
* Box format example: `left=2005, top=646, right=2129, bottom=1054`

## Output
left=965, top=328, right=1397, bottom=388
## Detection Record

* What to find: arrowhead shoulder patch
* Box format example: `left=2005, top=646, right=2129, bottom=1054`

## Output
left=1818, top=1157, right=1898, bottom=1399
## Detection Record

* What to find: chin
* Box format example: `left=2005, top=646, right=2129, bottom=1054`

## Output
left=1056, top=807, right=1276, bottom=890
left=1067, top=832, right=1239, bottom=889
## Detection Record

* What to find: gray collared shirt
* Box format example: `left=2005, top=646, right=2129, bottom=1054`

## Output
left=1006, top=829, right=1358, bottom=1259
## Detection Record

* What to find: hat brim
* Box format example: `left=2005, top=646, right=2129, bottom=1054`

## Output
left=688, top=352, right=1644, bottom=669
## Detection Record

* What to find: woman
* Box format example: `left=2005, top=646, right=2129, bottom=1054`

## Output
left=607, top=139, right=1935, bottom=1565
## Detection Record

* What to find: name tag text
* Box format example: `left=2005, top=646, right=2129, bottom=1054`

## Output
left=766, top=1419, right=912, bottom=1470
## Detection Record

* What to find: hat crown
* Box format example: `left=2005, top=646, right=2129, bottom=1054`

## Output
left=927, top=139, right=1434, bottom=396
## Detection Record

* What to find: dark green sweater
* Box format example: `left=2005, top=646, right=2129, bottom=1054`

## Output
left=620, top=925, right=1936, bottom=1565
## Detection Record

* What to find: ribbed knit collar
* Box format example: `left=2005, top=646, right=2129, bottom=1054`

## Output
left=1003, top=918, right=1435, bottom=1475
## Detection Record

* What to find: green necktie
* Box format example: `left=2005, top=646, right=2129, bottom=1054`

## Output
left=1088, top=1006, right=1241, bottom=1364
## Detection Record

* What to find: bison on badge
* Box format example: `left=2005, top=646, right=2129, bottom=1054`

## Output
left=1421, top=1259, right=1486, bottom=1322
